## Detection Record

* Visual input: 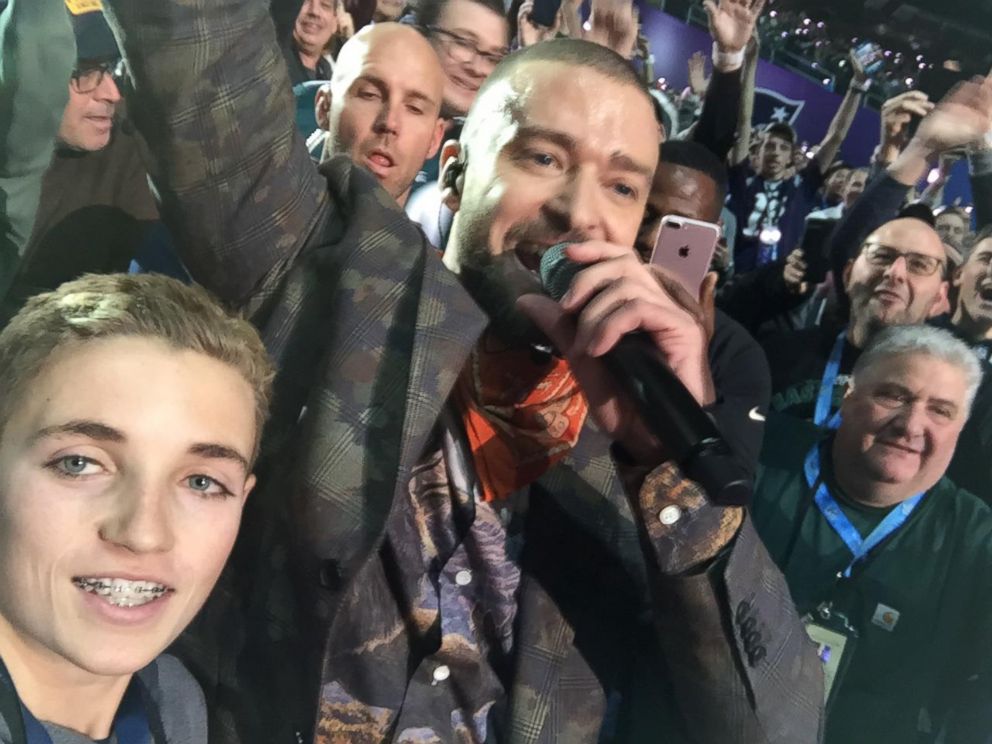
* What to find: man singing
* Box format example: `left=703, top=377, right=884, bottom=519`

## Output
left=102, top=1, right=823, bottom=740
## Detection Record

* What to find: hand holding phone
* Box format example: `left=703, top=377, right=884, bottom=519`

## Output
left=650, top=216, right=720, bottom=300
left=852, top=41, right=885, bottom=78
left=797, top=217, right=835, bottom=285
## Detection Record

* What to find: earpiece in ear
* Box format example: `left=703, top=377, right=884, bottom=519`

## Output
left=443, top=160, right=464, bottom=195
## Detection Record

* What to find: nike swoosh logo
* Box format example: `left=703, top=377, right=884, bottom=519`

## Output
left=749, top=407, right=766, bottom=422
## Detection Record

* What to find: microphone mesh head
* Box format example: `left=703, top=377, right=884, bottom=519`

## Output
left=539, top=243, right=581, bottom=301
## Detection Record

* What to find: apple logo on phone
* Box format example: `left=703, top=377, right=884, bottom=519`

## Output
left=678, top=245, right=690, bottom=258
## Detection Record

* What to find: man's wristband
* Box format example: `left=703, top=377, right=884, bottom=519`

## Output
left=850, top=79, right=871, bottom=94
left=712, top=42, right=744, bottom=72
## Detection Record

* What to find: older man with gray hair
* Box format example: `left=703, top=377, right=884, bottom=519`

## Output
left=751, top=324, right=992, bottom=744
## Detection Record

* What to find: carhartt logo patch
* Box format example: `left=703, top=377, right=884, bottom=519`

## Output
left=871, top=603, right=900, bottom=632
left=66, top=0, right=103, bottom=16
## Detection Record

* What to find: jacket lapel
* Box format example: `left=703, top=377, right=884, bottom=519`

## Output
left=277, top=159, right=484, bottom=595
left=506, top=423, right=650, bottom=742
left=394, top=248, right=488, bottom=493
left=505, top=574, right=576, bottom=744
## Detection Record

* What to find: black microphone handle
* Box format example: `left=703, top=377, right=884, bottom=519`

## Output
left=603, top=335, right=752, bottom=506
left=538, top=242, right=751, bottom=505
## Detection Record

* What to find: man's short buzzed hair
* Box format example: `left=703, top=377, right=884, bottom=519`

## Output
left=469, top=38, right=651, bottom=120
left=415, top=0, right=507, bottom=32
left=660, top=140, right=728, bottom=205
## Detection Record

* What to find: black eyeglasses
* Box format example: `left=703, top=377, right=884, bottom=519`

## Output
left=428, top=27, right=507, bottom=69
left=861, top=243, right=946, bottom=277
left=71, top=59, right=126, bottom=95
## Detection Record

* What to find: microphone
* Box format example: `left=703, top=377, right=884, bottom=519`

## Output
left=540, top=243, right=752, bottom=506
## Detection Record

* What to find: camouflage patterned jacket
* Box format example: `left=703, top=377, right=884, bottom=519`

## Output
left=103, top=0, right=824, bottom=741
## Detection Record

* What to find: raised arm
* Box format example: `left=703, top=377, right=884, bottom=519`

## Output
left=813, top=52, right=868, bottom=172
left=969, top=141, right=992, bottom=230
left=271, top=0, right=305, bottom=42
left=102, top=0, right=327, bottom=306
left=0, top=0, right=74, bottom=298
left=730, top=35, right=759, bottom=166
left=829, top=76, right=992, bottom=284
left=692, top=0, right=764, bottom=161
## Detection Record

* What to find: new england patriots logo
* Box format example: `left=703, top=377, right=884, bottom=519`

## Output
left=753, top=88, right=805, bottom=128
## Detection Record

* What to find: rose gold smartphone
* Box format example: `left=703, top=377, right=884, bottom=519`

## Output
left=649, top=216, right=721, bottom=299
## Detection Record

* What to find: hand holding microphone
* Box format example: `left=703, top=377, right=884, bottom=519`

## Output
left=516, top=240, right=751, bottom=506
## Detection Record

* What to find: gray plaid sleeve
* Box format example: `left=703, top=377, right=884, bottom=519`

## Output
left=102, top=0, right=328, bottom=306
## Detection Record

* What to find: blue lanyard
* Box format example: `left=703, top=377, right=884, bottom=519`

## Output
left=813, top=331, right=847, bottom=429
left=0, top=658, right=152, bottom=744
left=804, top=442, right=924, bottom=578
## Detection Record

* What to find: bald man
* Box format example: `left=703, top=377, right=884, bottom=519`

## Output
left=314, top=23, right=446, bottom=206
left=762, top=216, right=951, bottom=423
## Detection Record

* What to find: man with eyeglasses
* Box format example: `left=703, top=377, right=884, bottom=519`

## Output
left=759, top=75, right=992, bottom=429
left=0, top=0, right=164, bottom=323
left=0, top=0, right=74, bottom=295
left=762, top=217, right=950, bottom=426
left=403, top=0, right=508, bottom=202
left=415, top=0, right=509, bottom=120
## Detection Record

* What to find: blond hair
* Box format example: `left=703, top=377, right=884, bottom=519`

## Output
left=0, top=274, right=274, bottom=461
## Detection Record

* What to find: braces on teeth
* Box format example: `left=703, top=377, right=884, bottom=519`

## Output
left=74, top=578, right=171, bottom=608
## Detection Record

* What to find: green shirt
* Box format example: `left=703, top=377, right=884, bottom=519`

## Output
left=752, top=416, right=992, bottom=744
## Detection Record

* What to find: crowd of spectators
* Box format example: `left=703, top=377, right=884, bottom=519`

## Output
left=0, top=0, right=990, bottom=741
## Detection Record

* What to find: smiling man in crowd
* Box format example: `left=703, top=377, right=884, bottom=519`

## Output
left=279, top=0, right=339, bottom=84
left=757, top=74, right=992, bottom=429
left=1, top=1, right=161, bottom=322
left=936, top=205, right=972, bottom=253
left=403, top=0, right=509, bottom=207
left=752, top=325, right=992, bottom=743
left=415, top=0, right=509, bottom=118
left=763, top=216, right=950, bottom=425
left=313, top=23, right=445, bottom=206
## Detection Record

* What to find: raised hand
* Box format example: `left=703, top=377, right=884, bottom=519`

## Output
left=688, top=51, right=710, bottom=96
left=848, top=49, right=868, bottom=85
left=584, top=0, right=639, bottom=59
left=703, top=0, right=766, bottom=53
left=518, top=0, right=560, bottom=47
left=881, top=91, right=934, bottom=150
left=782, top=248, right=809, bottom=295
left=914, top=74, right=992, bottom=155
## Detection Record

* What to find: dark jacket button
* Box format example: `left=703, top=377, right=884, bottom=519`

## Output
left=319, top=559, right=344, bottom=591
